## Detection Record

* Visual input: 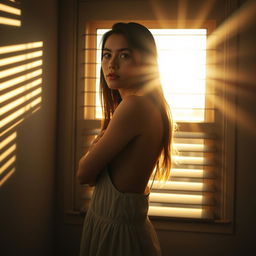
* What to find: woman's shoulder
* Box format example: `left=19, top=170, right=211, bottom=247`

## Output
left=119, top=94, right=155, bottom=113
left=109, top=95, right=149, bottom=133
left=116, top=95, right=161, bottom=131
left=116, top=95, right=161, bottom=124
left=114, top=95, right=144, bottom=118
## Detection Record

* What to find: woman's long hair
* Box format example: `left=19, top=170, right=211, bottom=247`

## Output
left=99, top=22, right=173, bottom=181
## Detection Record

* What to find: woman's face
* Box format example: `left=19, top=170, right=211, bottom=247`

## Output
left=101, top=33, right=143, bottom=91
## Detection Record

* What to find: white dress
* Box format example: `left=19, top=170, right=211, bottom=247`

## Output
left=79, top=169, right=161, bottom=256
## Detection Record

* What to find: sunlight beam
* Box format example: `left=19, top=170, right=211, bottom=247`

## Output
left=207, top=0, right=256, bottom=49
left=1, top=86, right=42, bottom=115
left=0, top=97, right=42, bottom=129
left=0, top=41, right=44, bottom=186
left=148, top=0, right=169, bottom=27
left=0, top=51, right=43, bottom=66
left=0, top=132, right=17, bottom=150
left=1, top=78, right=42, bottom=106
left=209, top=93, right=256, bottom=136
left=0, top=42, right=43, bottom=55
left=192, top=0, right=216, bottom=28
left=177, top=0, right=188, bottom=28
left=0, top=156, right=16, bottom=176
left=0, top=168, right=15, bottom=187
left=0, top=145, right=16, bottom=162
left=0, top=3, right=21, bottom=15
left=0, top=16, right=20, bottom=26
left=0, top=60, right=42, bottom=79
left=1, top=69, right=42, bottom=91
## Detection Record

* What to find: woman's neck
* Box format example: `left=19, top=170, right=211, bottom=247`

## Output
left=118, top=87, right=144, bottom=99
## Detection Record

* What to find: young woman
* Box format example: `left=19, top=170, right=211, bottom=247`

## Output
left=77, top=22, right=173, bottom=256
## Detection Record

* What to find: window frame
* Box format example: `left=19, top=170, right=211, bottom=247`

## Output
left=67, top=18, right=236, bottom=234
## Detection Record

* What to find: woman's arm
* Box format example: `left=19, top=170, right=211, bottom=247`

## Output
left=88, top=129, right=105, bottom=153
left=81, top=130, right=105, bottom=186
left=76, top=96, right=145, bottom=185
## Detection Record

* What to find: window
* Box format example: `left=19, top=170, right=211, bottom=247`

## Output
left=73, top=20, right=235, bottom=232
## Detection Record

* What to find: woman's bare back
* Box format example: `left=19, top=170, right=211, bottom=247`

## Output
left=109, top=95, right=164, bottom=194
left=77, top=94, right=164, bottom=192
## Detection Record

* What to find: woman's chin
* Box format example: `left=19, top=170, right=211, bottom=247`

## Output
left=107, top=82, right=121, bottom=90
left=107, top=85, right=119, bottom=90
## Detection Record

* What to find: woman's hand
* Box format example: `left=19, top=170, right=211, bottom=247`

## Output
left=77, top=130, right=105, bottom=186
left=77, top=96, right=143, bottom=185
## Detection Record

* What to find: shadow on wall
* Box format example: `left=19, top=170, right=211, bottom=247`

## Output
left=0, top=0, right=22, bottom=27
left=0, top=41, right=44, bottom=187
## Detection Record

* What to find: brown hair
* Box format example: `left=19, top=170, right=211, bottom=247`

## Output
left=99, top=22, right=173, bottom=181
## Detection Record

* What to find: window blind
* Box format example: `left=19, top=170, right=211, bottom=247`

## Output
left=76, top=21, right=217, bottom=220
left=148, top=131, right=215, bottom=219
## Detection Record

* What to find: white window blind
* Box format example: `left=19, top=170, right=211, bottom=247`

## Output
left=77, top=21, right=217, bottom=220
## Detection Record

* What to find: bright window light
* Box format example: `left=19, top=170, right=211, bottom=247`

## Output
left=95, top=29, right=207, bottom=122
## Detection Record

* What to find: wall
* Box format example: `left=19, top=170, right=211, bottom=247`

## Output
left=0, top=0, right=58, bottom=255
left=56, top=0, right=256, bottom=255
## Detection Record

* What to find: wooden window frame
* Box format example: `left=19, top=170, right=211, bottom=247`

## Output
left=63, top=18, right=236, bottom=234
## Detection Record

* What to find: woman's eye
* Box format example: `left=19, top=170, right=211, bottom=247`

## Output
left=120, top=53, right=130, bottom=59
left=103, top=53, right=111, bottom=59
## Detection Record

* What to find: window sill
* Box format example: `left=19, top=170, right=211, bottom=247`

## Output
left=64, top=211, right=234, bottom=234
left=150, top=216, right=234, bottom=234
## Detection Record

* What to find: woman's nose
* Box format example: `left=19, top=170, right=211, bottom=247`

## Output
left=109, top=55, right=119, bottom=69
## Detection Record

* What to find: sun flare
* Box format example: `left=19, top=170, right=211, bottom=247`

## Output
left=95, top=28, right=208, bottom=122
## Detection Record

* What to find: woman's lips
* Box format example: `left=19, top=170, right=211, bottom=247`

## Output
left=107, top=73, right=120, bottom=80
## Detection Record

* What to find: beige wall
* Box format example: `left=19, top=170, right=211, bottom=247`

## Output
left=0, top=0, right=58, bottom=255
